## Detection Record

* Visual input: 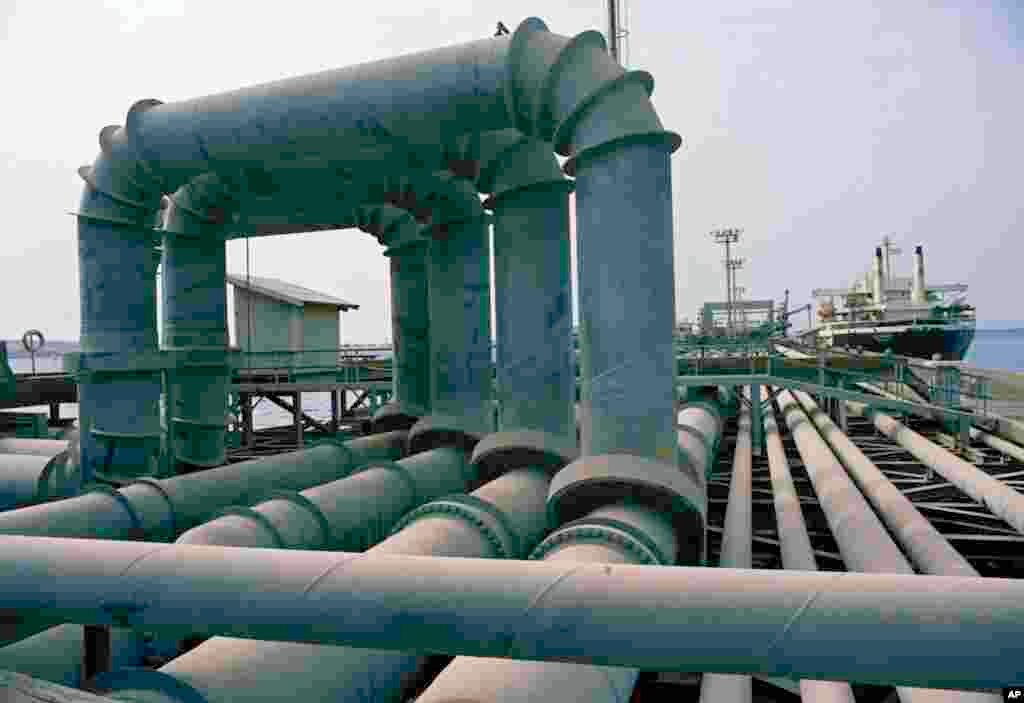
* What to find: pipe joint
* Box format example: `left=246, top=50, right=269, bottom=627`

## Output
left=470, top=430, right=577, bottom=483
left=77, top=100, right=166, bottom=227
left=261, top=490, right=333, bottom=548
left=85, top=485, right=147, bottom=540
left=124, top=478, right=178, bottom=540
left=408, top=415, right=482, bottom=455
left=391, top=493, right=520, bottom=558
left=205, top=505, right=287, bottom=548
left=530, top=515, right=668, bottom=565
left=548, top=453, right=705, bottom=564
left=351, top=460, right=421, bottom=509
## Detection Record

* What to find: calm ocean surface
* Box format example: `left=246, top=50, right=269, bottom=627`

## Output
left=9, top=330, right=1024, bottom=429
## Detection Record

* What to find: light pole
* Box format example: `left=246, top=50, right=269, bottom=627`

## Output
left=711, top=228, right=743, bottom=335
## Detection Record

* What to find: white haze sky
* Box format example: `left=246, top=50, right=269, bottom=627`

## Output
left=1, top=0, right=1021, bottom=344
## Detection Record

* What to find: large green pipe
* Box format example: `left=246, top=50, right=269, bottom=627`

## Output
left=176, top=446, right=472, bottom=549
left=0, top=538, right=1021, bottom=689
left=778, top=391, right=998, bottom=703
left=97, top=468, right=553, bottom=703
left=0, top=431, right=406, bottom=540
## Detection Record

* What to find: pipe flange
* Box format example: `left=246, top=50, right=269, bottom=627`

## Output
left=390, top=493, right=518, bottom=558
left=128, top=478, right=178, bottom=539
left=264, top=490, right=333, bottom=549
left=408, top=414, right=483, bottom=455
left=538, top=514, right=673, bottom=565
left=372, top=402, right=423, bottom=433
left=529, top=522, right=663, bottom=565
left=350, top=460, right=419, bottom=510
left=564, top=130, right=681, bottom=178
left=87, top=485, right=146, bottom=540
left=207, top=505, right=286, bottom=548
left=547, top=453, right=705, bottom=565
left=482, top=178, right=574, bottom=211
left=470, top=429, right=577, bottom=483
left=90, top=668, right=209, bottom=703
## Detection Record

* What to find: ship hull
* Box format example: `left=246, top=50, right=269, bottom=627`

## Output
left=817, top=323, right=975, bottom=361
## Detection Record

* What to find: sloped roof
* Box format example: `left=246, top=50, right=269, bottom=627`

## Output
left=226, top=274, right=359, bottom=310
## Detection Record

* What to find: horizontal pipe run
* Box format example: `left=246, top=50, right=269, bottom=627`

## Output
left=0, top=431, right=407, bottom=540
left=0, top=538, right=1019, bottom=690
left=794, top=393, right=977, bottom=578
left=851, top=403, right=1024, bottom=535
left=971, top=427, right=1024, bottom=465
left=762, top=388, right=856, bottom=703
left=0, top=450, right=80, bottom=510
left=176, top=446, right=472, bottom=549
left=97, top=468, right=553, bottom=703
left=0, top=439, right=71, bottom=456
left=699, top=397, right=752, bottom=703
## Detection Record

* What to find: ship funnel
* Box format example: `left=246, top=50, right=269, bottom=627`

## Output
left=912, top=245, right=926, bottom=305
left=873, top=246, right=885, bottom=305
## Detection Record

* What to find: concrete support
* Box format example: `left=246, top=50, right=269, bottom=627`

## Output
left=699, top=399, right=752, bottom=703
left=490, top=180, right=574, bottom=442
left=763, top=387, right=861, bottom=703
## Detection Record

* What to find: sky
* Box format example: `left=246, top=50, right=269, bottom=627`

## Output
left=0, top=0, right=1021, bottom=345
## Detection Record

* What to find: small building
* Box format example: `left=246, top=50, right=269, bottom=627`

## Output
left=227, top=274, right=359, bottom=370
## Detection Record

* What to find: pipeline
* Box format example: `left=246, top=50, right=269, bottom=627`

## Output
left=698, top=396, right=752, bottom=703
left=412, top=402, right=719, bottom=703
left=850, top=402, right=1024, bottom=535
left=0, top=537, right=1019, bottom=690
left=778, top=391, right=999, bottom=702
left=762, top=388, right=856, bottom=703
left=0, top=431, right=406, bottom=541
left=0, top=431, right=81, bottom=510
left=95, top=470, right=556, bottom=703
left=972, top=426, right=1024, bottom=464
left=794, top=392, right=977, bottom=577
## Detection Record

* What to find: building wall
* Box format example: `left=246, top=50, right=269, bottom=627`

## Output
left=233, top=288, right=300, bottom=364
left=301, top=303, right=340, bottom=368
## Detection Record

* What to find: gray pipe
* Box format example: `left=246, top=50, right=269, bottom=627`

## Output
left=762, top=388, right=856, bottom=703
left=795, top=393, right=977, bottom=577
left=912, top=245, right=927, bottom=305
left=0, top=537, right=1020, bottom=690
left=779, top=391, right=998, bottom=703
left=851, top=402, right=1024, bottom=534
left=0, top=449, right=81, bottom=511
left=699, top=396, right=752, bottom=703
left=0, top=431, right=406, bottom=540
left=96, top=468, right=553, bottom=703
left=0, top=439, right=70, bottom=456
left=873, top=246, right=885, bottom=305
left=176, top=446, right=472, bottom=549
left=972, top=427, right=1024, bottom=464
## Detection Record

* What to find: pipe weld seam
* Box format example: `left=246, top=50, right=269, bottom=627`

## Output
left=391, top=494, right=518, bottom=558
left=204, top=506, right=286, bottom=548
left=350, top=460, right=419, bottom=508
left=263, top=490, right=333, bottom=549
left=530, top=522, right=663, bottom=565
left=126, top=479, right=178, bottom=538
left=88, top=485, right=145, bottom=537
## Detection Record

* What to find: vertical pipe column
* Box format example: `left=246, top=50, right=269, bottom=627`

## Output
left=415, top=216, right=493, bottom=448
left=490, top=183, right=574, bottom=441
left=575, top=141, right=677, bottom=462
left=912, top=245, right=927, bottom=305
left=377, top=241, right=431, bottom=430
left=873, top=246, right=885, bottom=305
left=699, top=399, right=752, bottom=702
left=160, top=230, right=229, bottom=468
left=77, top=219, right=162, bottom=482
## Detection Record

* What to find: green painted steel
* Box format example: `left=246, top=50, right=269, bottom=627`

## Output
left=96, top=468, right=553, bottom=703
left=176, top=446, right=472, bottom=550
left=0, top=431, right=406, bottom=540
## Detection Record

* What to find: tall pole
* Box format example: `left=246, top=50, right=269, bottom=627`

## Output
left=711, top=228, right=743, bottom=336
left=607, top=0, right=619, bottom=61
